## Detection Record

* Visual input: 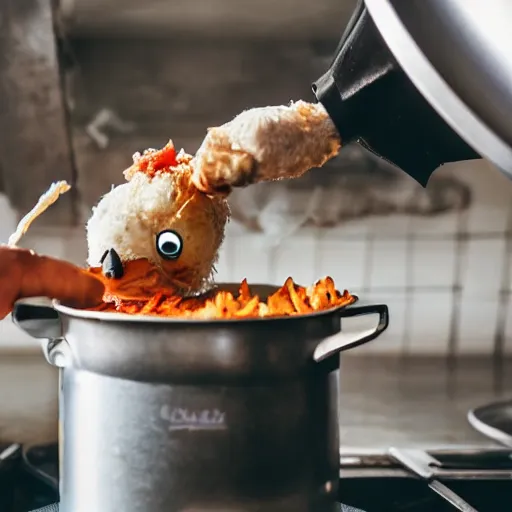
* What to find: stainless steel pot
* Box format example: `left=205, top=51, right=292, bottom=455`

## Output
left=13, top=284, right=389, bottom=512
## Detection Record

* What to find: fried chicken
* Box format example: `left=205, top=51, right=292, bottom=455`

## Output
left=191, top=100, right=341, bottom=195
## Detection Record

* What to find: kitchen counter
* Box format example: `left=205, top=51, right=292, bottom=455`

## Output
left=339, top=355, right=512, bottom=447
left=0, top=353, right=58, bottom=447
left=1, top=353, right=511, bottom=448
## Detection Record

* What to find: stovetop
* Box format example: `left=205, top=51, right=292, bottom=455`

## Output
left=3, top=443, right=512, bottom=512
left=339, top=447, right=512, bottom=511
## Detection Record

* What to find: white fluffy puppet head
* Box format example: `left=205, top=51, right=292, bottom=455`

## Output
left=86, top=141, right=230, bottom=294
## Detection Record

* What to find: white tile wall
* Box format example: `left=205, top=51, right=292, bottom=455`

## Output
left=460, top=239, right=507, bottom=299
left=412, top=239, right=457, bottom=289
left=502, top=300, right=512, bottom=354
left=366, top=214, right=412, bottom=239
left=318, top=218, right=370, bottom=239
left=1, top=158, right=511, bottom=356
left=456, top=299, right=500, bottom=354
left=408, top=292, right=453, bottom=355
left=271, top=228, right=319, bottom=286
left=213, top=236, right=234, bottom=283
left=462, top=160, right=512, bottom=234
left=368, top=239, right=408, bottom=290
left=317, top=237, right=369, bottom=293
left=229, top=232, right=274, bottom=284
left=411, top=212, right=461, bottom=237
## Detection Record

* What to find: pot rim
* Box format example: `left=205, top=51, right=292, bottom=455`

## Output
left=52, top=282, right=359, bottom=324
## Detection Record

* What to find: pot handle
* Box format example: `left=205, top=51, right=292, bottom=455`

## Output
left=11, top=303, right=71, bottom=368
left=313, top=304, right=389, bottom=364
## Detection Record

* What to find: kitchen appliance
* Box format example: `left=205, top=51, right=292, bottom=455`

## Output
left=12, top=284, right=388, bottom=512
left=314, top=0, right=512, bottom=186
left=338, top=447, right=512, bottom=512
left=468, top=400, right=512, bottom=447
left=0, top=443, right=22, bottom=512
left=7, top=443, right=512, bottom=512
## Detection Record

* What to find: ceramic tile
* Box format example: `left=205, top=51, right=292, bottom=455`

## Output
left=214, top=236, right=234, bottom=283
left=412, top=239, right=457, bottom=288
left=460, top=238, right=507, bottom=299
left=368, top=239, right=408, bottom=290
left=392, top=162, right=468, bottom=237
left=230, top=233, right=273, bottom=284
left=317, top=218, right=370, bottom=240
left=225, top=219, right=251, bottom=237
left=410, top=212, right=461, bottom=237
left=408, top=292, right=453, bottom=355
left=466, top=203, right=510, bottom=236
left=61, top=228, right=88, bottom=266
left=502, top=298, right=512, bottom=355
left=460, top=160, right=512, bottom=234
left=365, top=214, right=412, bottom=239
left=272, top=230, right=318, bottom=286
left=507, top=251, right=512, bottom=292
left=316, top=239, right=369, bottom=293
left=456, top=299, right=499, bottom=354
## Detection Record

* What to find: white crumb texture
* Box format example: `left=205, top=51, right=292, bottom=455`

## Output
left=86, top=173, right=176, bottom=266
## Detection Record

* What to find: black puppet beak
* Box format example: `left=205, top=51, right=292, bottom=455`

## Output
left=100, top=248, right=124, bottom=279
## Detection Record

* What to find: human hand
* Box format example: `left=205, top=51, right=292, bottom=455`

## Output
left=0, top=246, right=105, bottom=319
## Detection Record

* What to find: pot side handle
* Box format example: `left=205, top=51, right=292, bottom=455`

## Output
left=313, top=304, right=389, bottom=364
left=11, top=303, right=70, bottom=368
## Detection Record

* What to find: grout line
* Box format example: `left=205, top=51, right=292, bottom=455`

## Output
left=445, top=208, right=467, bottom=397
left=312, top=226, right=320, bottom=280
left=447, top=209, right=469, bottom=364
left=227, top=230, right=512, bottom=241
left=357, top=286, right=459, bottom=294
left=401, top=216, right=415, bottom=356
left=362, top=231, right=374, bottom=293
left=492, top=202, right=512, bottom=390
left=267, top=244, right=278, bottom=284
left=357, top=230, right=374, bottom=348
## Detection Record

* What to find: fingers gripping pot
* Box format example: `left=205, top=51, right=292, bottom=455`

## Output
left=13, top=285, right=388, bottom=512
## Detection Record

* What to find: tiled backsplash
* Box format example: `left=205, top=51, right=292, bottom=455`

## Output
left=2, top=157, right=512, bottom=356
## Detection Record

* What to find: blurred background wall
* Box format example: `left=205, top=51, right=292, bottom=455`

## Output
left=1, top=0, right=511, bottom=357
left=1, top=0, right=511, bottom=449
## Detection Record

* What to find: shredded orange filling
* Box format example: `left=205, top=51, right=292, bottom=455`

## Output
left=124, top=141, right=179, bottom=181
left=88, top=276, right=357, bottom=319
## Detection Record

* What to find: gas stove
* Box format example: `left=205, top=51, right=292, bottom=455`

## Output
left=3, top=443, right=512, bottom=512
left=339, top=447, right=512, bottom=511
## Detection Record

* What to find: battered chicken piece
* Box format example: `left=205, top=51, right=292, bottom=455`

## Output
left=191, top=100, right=340, bottom=195
left=86, top=141, right=230, bottom=299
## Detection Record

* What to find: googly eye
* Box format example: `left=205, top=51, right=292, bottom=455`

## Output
left=156, top=230, right=183, bottom=260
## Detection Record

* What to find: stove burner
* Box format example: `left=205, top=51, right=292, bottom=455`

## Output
left=29, top=505, right=364, bottom=512
left=340, top=447, right=512, bottom=511
left=4, top=444, right=512, bottom=512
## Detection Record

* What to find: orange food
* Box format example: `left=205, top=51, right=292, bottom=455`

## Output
left=88, top=276, right=356, bottom=319
left=88, top=259, right=178, bottom=302
left=124, top=141, right=179, bottom=181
